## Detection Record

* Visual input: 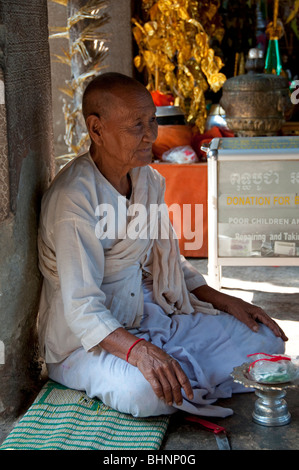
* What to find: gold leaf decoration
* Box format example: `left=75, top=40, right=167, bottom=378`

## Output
left=51, top=0, right=68, bottom=6
left=286, top=0, right=299, bottom=24
left=132, top=0, right=226, bottom=132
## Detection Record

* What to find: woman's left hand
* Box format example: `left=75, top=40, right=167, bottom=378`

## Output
left=218, top=294, right=288, bottom=341
left=192, top=285, right=288, bottom=341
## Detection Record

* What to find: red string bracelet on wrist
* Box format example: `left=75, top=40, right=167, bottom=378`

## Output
left=126, top=338, right=145, bottom=362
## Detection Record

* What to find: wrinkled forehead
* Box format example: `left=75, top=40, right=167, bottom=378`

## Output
left=98, top=86, right=155, bottom=119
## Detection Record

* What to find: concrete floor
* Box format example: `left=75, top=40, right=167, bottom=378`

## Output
left=161, top=259, right=299, bottom=451
left=1, top=259, right=299, bottom=450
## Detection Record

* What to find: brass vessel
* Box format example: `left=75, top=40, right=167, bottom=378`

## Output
left=220, top=73, right=292, bottom=137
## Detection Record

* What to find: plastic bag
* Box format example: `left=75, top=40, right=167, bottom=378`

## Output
left=162, top=145, right=199, bottom=164
left=247, top=353, right=299, bottom=384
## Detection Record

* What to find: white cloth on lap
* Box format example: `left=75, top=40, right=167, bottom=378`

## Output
left=47, top=279, right=284, bottom=418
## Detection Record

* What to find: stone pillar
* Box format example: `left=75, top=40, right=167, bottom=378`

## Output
left=100, top=0, right=134, bottom=77
left=0, top=0, right=54, bottom=421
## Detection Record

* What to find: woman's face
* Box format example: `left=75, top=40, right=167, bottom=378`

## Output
left=97, top=88, right=158, bottom=172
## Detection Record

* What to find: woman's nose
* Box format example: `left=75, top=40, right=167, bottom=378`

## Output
left=143, top=121, right=158, bottom=142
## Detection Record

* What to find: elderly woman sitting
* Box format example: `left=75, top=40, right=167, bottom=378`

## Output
left=38, top=72, right=287, bottom=418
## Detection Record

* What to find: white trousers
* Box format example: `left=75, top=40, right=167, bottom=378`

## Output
left=48, top=282, right=284, bottom=418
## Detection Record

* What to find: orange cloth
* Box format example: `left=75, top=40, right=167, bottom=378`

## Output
left=151, top=91, right=174, bottom=106
left=151, top=163, right=208, bottom=258
left=152, top=125, right=233, bottom=161
left=191, top=126, right=234, bottom=160
left=152, top=125, right=192, bottom=159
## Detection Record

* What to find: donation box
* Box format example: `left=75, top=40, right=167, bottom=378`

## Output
left=204, top=136, right=299, bottom=289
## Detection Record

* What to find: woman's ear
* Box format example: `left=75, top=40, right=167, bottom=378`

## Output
left=86, top=114, right=102, bottom=144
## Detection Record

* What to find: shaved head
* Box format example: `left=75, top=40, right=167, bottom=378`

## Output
left=81, top=71, right=158, bottom=179
left=82, top=72, right=151, bottom=121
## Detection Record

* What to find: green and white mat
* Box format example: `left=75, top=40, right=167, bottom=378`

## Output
left=0, top=380, right=169, bottom=450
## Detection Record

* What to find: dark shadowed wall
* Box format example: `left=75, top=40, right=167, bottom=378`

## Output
left=0, top=0, right=54, bottom=419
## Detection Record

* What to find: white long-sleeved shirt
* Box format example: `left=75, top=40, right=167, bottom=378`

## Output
left=38, top=153, right=206, bottom=363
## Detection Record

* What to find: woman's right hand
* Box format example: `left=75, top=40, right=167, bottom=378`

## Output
left=99, top=328, right=193, bottom=407
left=129, top=339, right=194, bottom=406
